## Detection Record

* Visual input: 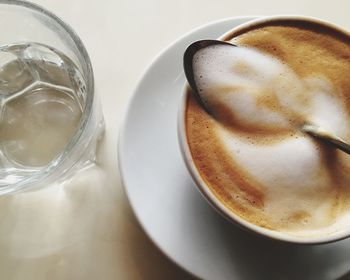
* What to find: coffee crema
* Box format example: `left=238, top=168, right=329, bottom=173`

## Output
left=185, top=19, right=350, bottom=235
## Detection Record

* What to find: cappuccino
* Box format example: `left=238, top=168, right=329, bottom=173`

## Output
left=185, top=19, right=350, bottom=236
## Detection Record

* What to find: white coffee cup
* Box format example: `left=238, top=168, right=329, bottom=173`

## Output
left=178, top=15, right=350, bottom=244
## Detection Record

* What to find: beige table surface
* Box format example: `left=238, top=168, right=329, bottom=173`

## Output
left=0, top=0, right=349, bottom=279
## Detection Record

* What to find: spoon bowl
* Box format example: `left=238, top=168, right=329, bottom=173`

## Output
left=183, top=39, right=236, bottom=113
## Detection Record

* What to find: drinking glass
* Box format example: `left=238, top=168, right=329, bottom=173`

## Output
left=0, top=0, right=104, bottom=194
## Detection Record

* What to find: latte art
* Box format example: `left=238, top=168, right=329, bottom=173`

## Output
left=185, top=20, right=350, bottom=235
left=193, top=45, right=301, bottom=132
left=193, top=45, right=347, bottom=137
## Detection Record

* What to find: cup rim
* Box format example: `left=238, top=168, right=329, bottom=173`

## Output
left=178, top=15, right=350, bottom=244
left=0, top=0, right=95, bottom=194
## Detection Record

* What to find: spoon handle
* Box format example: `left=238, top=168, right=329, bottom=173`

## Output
left=302, top=124, right=350, bottom=155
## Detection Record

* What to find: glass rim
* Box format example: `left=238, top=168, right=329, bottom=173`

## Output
left=0, top=0, right=95, bottom=194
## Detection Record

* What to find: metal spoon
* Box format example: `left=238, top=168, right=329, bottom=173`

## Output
left=301, top=124, right=350, bottom=154
left=183, top=39, right=350, bottom=155
left=183, top=39, right=236, bottom=113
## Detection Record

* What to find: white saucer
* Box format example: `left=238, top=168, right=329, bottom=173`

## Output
left=118, top=17, right=350, bottom=280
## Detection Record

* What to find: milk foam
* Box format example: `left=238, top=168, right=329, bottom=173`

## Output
left=191, top=43, right=350, bottom=233
left=193, top=45, right=348, bottom=135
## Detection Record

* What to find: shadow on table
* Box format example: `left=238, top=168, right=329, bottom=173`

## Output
left=0, top=165, right=196, bottom=280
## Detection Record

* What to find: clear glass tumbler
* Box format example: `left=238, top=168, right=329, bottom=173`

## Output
left=0, top=0, right=104, bottom=194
